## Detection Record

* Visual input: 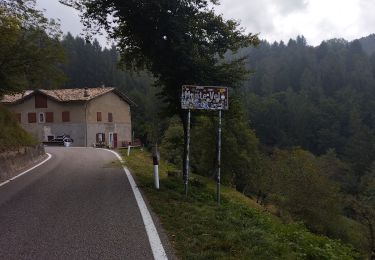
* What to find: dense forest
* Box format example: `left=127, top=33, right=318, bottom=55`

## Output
left=239, top=36, right=375, bottom=187
left=58, top=33, right=375, bottom=257
left=239, top=36, right=375, bottom=257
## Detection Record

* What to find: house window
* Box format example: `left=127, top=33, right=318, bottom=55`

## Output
left=28, top=112, right=36, bottom=123
left=38, top=112, right=45, bottom=123
left=35, top=94, right=47, bottom=108
left=16, top=113, right=21, bottom=123
left=108, top=112, right=113, bottom=122
left=62, top=111, right=70, bottom=122
left=97, top=112, right=102, bottom=122
left=96, top=133, right=105, bottom=143
left=46, top=112, right=54, bottom=123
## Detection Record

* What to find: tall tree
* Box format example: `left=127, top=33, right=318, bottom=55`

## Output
left=349, top=163, right=375, bottom=258
left=0, top=0, right=65, bottom=97
left=60, top=0, right=259, bottom=179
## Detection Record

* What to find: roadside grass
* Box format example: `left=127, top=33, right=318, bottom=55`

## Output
left=121, top=149, right=360, bottom=260
left=0, top=105, right=38, bottom=151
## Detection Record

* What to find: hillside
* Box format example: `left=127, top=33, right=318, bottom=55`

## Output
left=0, top=105, right=38, bottom=151
left=121, top=150, right=359, bottom=259
left=58, top=35, right=375, bottom=257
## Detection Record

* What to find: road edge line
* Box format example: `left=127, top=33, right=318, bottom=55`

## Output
left=105, top=149, right=168, bottom=260
left=0, top=153, right=52, bottom=187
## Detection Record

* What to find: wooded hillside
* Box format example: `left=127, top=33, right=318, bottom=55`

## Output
left=57, top=34, right=375, bottom=257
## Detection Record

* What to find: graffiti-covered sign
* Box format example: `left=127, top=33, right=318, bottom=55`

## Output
left=181, top=85, right=229, bottom=110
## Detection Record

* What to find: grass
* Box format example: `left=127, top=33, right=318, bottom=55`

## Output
left=0, top=105, right=38, bottom=151
left=121, top=149, right=360, bottom=260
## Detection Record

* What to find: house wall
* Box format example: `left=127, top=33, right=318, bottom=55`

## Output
left=5, top=91, right=132, bottom=147
left=86, top=92, right=132, bottom=147
left=6, top=97, right=86, bottom=146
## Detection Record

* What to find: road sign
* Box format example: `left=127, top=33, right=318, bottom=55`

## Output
left=181, top=85, right=229, bottom=110
left=180, top=85, right=228, bottom=204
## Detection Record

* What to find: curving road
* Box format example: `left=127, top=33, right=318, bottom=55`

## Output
left=0, top=147, right=169, bottom=259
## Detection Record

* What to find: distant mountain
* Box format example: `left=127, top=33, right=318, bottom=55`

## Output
left=358, top=34, right=375, bottom=55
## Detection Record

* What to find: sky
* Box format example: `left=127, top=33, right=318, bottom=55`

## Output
left=36, top=0, right=375, bottom=47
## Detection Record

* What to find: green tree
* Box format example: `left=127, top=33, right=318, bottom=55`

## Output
left=190, top=115, right=216, bottom=178
left=221, top=99, right=260, bottom=191
left=0, top=0, right=65, bottom=97
left=160, top=117, right=184, bottom=168
left=350, top=163, right=375, bottom=258
left=344, top=124, right=375, bottom=183
left=190, top=99, right=260, bottom=192
left=318, top=149, right=355, bottom=193
left=270, top=148, right=341, bottom=234
left=60, top=0, right=259, bottom=179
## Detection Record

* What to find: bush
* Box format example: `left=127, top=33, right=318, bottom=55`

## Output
left=0, top=105, right=37, bottom=151
left=160, top=116, right=184, bottom=167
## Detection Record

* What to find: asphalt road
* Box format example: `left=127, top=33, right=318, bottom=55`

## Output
left=0, top=147, right=166, bottom=259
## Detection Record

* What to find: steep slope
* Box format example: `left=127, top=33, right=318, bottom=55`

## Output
left=122, top=150, right=359, bottom=259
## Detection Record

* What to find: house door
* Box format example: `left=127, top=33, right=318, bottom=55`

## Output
left=113, top=133, right=118, bottom=148
left=96, top=133, right=105, bottom=145
left=109, top=133, right=113, bottom=148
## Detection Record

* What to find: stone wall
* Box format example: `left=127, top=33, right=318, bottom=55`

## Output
left=0, top=144, right=45, bottom=182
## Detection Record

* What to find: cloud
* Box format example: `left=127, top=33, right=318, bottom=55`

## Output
left=36, top=1, right=83, bottom=36
left=216, top=0, right=372, bottom=46
left=216, top=0, right=275, bottom=35
left=358, top=0, right=375, bottom=38
left=36, top=0, right=109, bottom=46
left=36, top=0, right=374, bottom=47
left=274, top=0, right=308, bottom=14
left=215, top=0, right=309, bottom=42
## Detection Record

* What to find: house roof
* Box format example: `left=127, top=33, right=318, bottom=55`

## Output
left=1, top=87, right=136, bottom=106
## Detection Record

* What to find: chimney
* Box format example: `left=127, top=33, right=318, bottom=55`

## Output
left=84, top=87, right=89, bottom=97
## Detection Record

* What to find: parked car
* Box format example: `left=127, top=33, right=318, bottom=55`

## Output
left=44, top=138, right=64, bottom=146
left=56, top=134, right=70, bottom=139
left=63, top=138, right=73, bottom=147
left=43, top=136, right=74, bottom=146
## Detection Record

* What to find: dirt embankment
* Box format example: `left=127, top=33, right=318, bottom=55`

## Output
left=0, top=144, right=45, bottom=182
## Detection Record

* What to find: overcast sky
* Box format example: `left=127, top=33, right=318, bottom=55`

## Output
left=36, top=0, right=375, bottom=47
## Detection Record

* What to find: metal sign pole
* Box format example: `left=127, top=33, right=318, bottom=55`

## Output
left=184, top=109, right=191, bottom=197
left=217, top=110, right=222, bottom=205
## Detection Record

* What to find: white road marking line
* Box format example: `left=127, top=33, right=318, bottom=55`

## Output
left=0, top=153, right=52, bottom=187
left=0, top=180, right=10, bottom=187
left=105, top=149, right=168, bottom=260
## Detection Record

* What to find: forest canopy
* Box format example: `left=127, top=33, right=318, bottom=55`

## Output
left=0, top=0, right=65, bottom=97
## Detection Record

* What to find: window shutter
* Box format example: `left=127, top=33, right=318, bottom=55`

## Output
left=102, top=133, right=105, bottom=142
left=97, top=112, right=102, bottom=122
left=108, top=113, right=113, bottom=122
left=28, top=112, right=36, bottom=123
left=62, top=111, right=70, bottom=122
left=46, top=112, right=54, bottom=123
left=35, top=94, right=47, bottom=108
